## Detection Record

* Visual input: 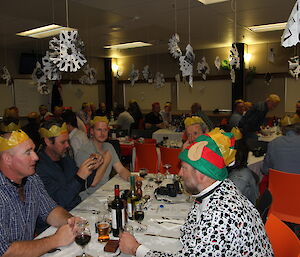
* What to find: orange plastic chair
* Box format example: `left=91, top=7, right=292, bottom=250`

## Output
left=265, top=214, right=300, bottom=257
left=159, top=146, right=181, bottom=174
left=134, top=143, right=159, bottom=173
left=268, top=169, right=300, bottom=224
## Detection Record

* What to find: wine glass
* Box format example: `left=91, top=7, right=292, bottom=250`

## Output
left=163, top=163, right=172, bottom=177
left=134, top=204, right=147, bottom=232
left=75, top=220, right=93, bottom=257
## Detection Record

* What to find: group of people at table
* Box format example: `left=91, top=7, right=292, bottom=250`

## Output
left=0, top=94, right=299, bottom=256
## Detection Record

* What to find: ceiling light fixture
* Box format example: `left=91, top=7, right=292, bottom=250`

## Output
left=197, top=0, right=229, bottom=5
left=104, top=41, right=152, bottom=50
left=16, top=24, right=76, bottom=39
left=248, top=22, right=287, bottom=32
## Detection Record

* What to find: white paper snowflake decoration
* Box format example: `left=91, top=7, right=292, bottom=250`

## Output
left=49, top=30, right=87, bottom=72
left=0, top=66, right=13, bottom=86
left=37, top=83, right=51, bottom=95
left=168, top=33, right=182, bottom=59
left=281, top=0, right=300, bottom=47
left=142, top=65, right=150, bottom=81
left=32, top=62, right=47, bottom=84
left=128, top=65, right=139, bottom=86
left=79, top=64, right=97, bottom=85
left=230, top=69, right=236, bottom=83
left=42, top=51, right=61, bottom=81
left=197, top=57, right=210, bottom=80
left=268, top=48, right=275, bottom=63
left=229, top=44, right=240, bottom=69
left=214, top=56, right=221, bottom=70
left=179, top=44, right=195, bottom=87
left=288, top=56, right=300, bottom=79
left=154, top=72, right=165, bottom=88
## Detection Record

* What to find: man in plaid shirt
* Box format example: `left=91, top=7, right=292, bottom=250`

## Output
left=0, top=130, right=78, bottom=256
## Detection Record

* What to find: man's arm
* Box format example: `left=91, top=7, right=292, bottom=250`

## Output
left=46, top=206, right=73, bottom=227
left=113, top=161, right=131, bottom=181
left=2, top=223, right=75, bottom=257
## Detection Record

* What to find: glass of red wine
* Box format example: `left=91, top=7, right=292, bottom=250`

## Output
left=134, top=204, right=147, bottom=232
left=75, top=220, right=93, bottom=257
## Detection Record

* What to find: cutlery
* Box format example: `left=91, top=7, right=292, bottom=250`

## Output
left=144, top=233, right=179, bottom=239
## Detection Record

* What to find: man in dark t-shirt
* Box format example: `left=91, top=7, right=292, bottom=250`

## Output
left=144, top=102, right=165, bottom=130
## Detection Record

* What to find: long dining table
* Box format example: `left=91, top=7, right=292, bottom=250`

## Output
left=39, top=174, right=192, bottom=257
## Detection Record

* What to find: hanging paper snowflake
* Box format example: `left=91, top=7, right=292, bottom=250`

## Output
left=214, top=56, right=221, bottom=70
left=230, top=69, right=236, bottom=83
left=42, top=51, right=61, bottom=81
left=142, top=65, right=150, bottom=81
left=229, top=43, right=240, bottom=69
left=128, top=65, right=139, bottom=86
left=281, top=0, right=300, bottom=47
left=268, top=48, right=275, bottom=63
left=32, top=62, right=47, bottom=84
left=168, top=33, right=182, bottom=59
left=197, top=57, right=210, bottom=80
left=37, top=83, right=50, bottom=95
left=154, top=72, right=165, bottom=88
left=179, top=44, right=195, bottom=87
left=49, top=30, right=87, bottom=72
left=0, top=66, right=13, bottom=86
left=288, top=56, right=300, bottom=79
left=264, top=72, right=272, bottom=85
left=79, top=64, right=97, bottom=85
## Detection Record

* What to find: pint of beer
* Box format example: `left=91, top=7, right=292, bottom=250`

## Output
left=97, top=222, right=110, bottom=242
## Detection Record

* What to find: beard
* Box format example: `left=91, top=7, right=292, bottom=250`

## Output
left=183, top=180, right=200, bottom=195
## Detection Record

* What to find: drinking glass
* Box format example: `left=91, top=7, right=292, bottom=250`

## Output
left=134, top=204, right=147, bottom=232
left=163, top=164, right=172, bottom=177
left=75, top=220, right=93, bottom=257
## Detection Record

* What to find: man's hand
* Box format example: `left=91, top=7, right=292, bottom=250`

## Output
left=52, top=223, right=75, bottom=247
left=67, top=216, right=82, bottom=233
left=89, top=153, right=104, bottom=170
left=77, top=155, right=103, bottom=179
left=119, top=232, right=141, bottom=255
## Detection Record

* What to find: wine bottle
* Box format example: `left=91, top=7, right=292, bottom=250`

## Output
left=111, top=185, right=125, bottom=237
left=127, top=176, right=138, bottom=220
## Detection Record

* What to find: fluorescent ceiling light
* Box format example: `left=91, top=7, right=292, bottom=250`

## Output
left=248, top=22, right=287, bottom=32
left=16, top=24, right=76, bottom=39
left=197, top=0, right=229, bottom=5
left=104, top=41, right=152, bottom=50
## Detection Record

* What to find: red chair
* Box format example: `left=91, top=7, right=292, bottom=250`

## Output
left=265, top=214, right=300, bottom=257
left=143, top=138, right=157, bottom=144
left=134, top=143, right=159, bottom=173
left=268, top=169, right=300, bottom=224
left=159, top=146, right=181, bottom=174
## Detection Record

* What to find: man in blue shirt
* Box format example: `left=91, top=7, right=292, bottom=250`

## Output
left=0, top=130, right=78, bottom=256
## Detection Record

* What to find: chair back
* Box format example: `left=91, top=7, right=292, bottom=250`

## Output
left=143, top=138, right=157, bottom=144
left=265, top=214, right=300, bottom=257
left=159, top=146, right=181, bottom=174
left=134, top=143, right=158, bottom=173
left=268, top=169, right=300, bottom=224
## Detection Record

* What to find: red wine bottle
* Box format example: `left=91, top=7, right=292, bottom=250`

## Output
left=111, top=185, right=125, bottom=237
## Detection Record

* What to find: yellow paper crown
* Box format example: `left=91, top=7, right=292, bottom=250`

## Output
left=0, top=122, right=21, bottom=133
left=208, top=128, right=236, bottom=166
left=281, top=114, right=300, bottom=127
left=0, top=130, right=29, bottom=152
left=230, top=127, right=243, bottom=140
left=39, top=122, right=68, bottom=138
left=184, top=116, right=204, bottom=128
left=90, top=116, right=109, bottom=126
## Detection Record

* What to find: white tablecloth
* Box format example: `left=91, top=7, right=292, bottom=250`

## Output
left=152, top=129, right=183, bottom=144
left=39, top=175, right=191, bottom=257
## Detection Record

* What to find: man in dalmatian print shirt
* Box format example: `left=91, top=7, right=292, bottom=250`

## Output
left=120, top=129, right=274, bottom=257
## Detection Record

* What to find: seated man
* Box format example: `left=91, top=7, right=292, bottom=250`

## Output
left=119, top=130, right=273, bottom=256
left=190, top=102, right=214, bottom=130
left=144, top=102, right=165, bottom=130
left=115, top=105, right=134, bottom=133
left=0, top=130, right=78, bottom=256
left=229, top=99, right=245, bottom=128
left=160, top=102, right=172, bottom=127
left=36, top=119, right=106, bottom=210
left=75, top=116, right=140, bottom=196
left=262, top=119, right=300, bottom=175
left=62, top=110, right=89, bottom=156
left=182, top=116, right=208, bottom=149
left=77, top=102, right=92, bottom=126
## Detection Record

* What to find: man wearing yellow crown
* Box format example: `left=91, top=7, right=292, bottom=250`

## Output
left=36, top=119, right=108, bottom=211
left=75, top=116, right=140, bottom=196
left=0, top=130, right=79, bottom=256
left=262, top=115, right=300, bottom=175
left=119, top=130, right=273, bottom=256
